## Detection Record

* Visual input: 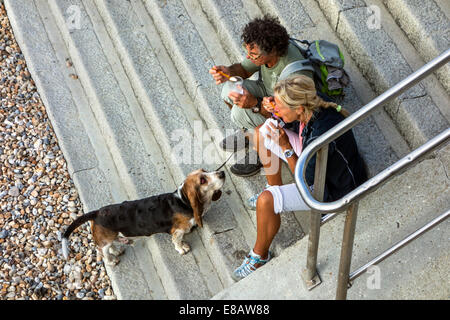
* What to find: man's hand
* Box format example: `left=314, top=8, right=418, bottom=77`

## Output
left=209, top=65, right=231, bottom=84
left=228, top=87, right=258, bottom=109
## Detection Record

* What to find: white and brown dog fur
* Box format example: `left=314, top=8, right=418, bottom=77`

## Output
left=62, top=169, right=225, bottom=266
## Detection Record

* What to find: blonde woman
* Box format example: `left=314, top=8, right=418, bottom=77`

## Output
left=232, top=75, right=367, bottom=281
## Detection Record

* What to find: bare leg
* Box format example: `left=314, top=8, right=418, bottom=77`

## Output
left=253, top=190, right=281, bottom=259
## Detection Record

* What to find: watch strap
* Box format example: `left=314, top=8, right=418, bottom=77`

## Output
left=252, top=98, right=262, bottom=113
left=284, top=148, right=295, bottom=158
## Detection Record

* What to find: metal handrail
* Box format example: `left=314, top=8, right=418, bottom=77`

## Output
left=294, top=48, right=450, bottom=299
left=295, top=48, right=450, bottom=213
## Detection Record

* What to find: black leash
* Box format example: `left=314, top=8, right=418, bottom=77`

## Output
left=215, top=151, right=235, bottom=171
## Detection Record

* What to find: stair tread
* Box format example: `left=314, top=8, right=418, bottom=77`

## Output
left=317, top=0, right=449, bottom=149
left=383, top=0, right=450, bottom=93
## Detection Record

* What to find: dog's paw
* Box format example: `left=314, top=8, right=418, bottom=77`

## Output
left=104, top=255, right=120, bottom=266
left=176, top=242, right=191, bottom=255
left=109, top=245, right=125, bottom=256
left=117, top=237, right=133, bottom=245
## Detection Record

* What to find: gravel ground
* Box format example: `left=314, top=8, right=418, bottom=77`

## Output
left=0, top=1, right=115, bottom=300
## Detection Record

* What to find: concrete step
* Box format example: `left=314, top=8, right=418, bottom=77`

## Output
left=197, top=0, right=264, bottom=62
left=144, top=0, right=307, bottom=253
left=213, top=144, right=450, bottom=299
left=317, top=0, right=449, bottom=150
left=382, top=0, right=450, bottom=95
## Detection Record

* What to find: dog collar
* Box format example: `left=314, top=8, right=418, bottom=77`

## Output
left=176, top=184, right=191, bottom=208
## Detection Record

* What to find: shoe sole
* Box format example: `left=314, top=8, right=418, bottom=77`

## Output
left=220, top=143, right=249, bottom=153
left=231, top=273, right=242, bottom=282
left=230, top=167, right=262, bottom=177
left=230, top=253, right=274, bottom=282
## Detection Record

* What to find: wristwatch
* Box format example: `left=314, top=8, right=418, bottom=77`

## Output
left=284, top=148, right=295, bottom=158
left=252, top=98, right=262, bottom=113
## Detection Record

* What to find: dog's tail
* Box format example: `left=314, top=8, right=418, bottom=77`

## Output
left=62, top=210, right=99, bottom=260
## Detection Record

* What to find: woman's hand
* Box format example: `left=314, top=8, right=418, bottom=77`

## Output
left=266, top=122, right=291, bottom=150
left=262, top=96, right=276, bottom=114
left=228, top=87, right=258, bottom=109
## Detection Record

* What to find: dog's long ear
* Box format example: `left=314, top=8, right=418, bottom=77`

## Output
left=212, top=190, right=222, bottom=201
left=183, top=181, right=204, bottom=228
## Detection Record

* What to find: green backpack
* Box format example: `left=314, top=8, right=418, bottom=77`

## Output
left=280, top=38, right=350, bottom=97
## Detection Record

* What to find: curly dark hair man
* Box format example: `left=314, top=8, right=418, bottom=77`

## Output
left=241, top=15, right=290, bottom=57
left=209, top=14, right=313, bottom=177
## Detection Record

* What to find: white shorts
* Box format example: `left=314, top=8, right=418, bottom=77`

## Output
left=260, top=119, right=310, bottom=214
left=265, top=184, right=311, bottom=214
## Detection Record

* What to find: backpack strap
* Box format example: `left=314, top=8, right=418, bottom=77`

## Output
left=279, top=60, right=315, bottom=81
left=289, top=38, right=310, bottom=57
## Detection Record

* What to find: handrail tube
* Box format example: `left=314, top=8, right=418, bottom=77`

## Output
left=298, top=128, right=450, bottom=213
left=348, top=209, right=449, bottom=282
left=320, top=213, right=339, bottom=225
left=295, top=48, right=450, bottom=213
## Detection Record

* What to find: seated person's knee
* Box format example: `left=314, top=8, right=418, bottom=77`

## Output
left=256, top=190, right=274, bottom=210
left=230, top=104, right=249, bottom=127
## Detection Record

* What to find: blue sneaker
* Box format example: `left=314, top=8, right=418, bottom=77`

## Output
left=232, top=249, right=272, bottom=281
left=245, top=184, right=271, bottom=211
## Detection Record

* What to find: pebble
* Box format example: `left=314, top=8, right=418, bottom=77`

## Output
left=8, top=186, right=20, bottom=197
left=0, top=2, right=114, bottom=300
left=63, top=265, right=72, bottom=275
left=0, top=230, right=9, bottom=239
left=76, top=292, right=85, bottom=299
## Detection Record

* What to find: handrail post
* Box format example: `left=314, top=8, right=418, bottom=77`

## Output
left=302, top=145, right=328, bottom=290
left=336, top=201, right=359, bottom=300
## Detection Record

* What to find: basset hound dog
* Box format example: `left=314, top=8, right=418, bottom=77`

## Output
left=62, top=169, right=225, bottom=266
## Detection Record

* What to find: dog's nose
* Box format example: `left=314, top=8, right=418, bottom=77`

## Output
left=218, top=171, right=225, bottom=179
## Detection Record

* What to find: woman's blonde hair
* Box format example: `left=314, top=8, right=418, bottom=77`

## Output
left=273, top=75, right=349, bottom=119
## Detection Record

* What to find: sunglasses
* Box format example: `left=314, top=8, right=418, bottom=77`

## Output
left=242, top=44, right=263, bottom=60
